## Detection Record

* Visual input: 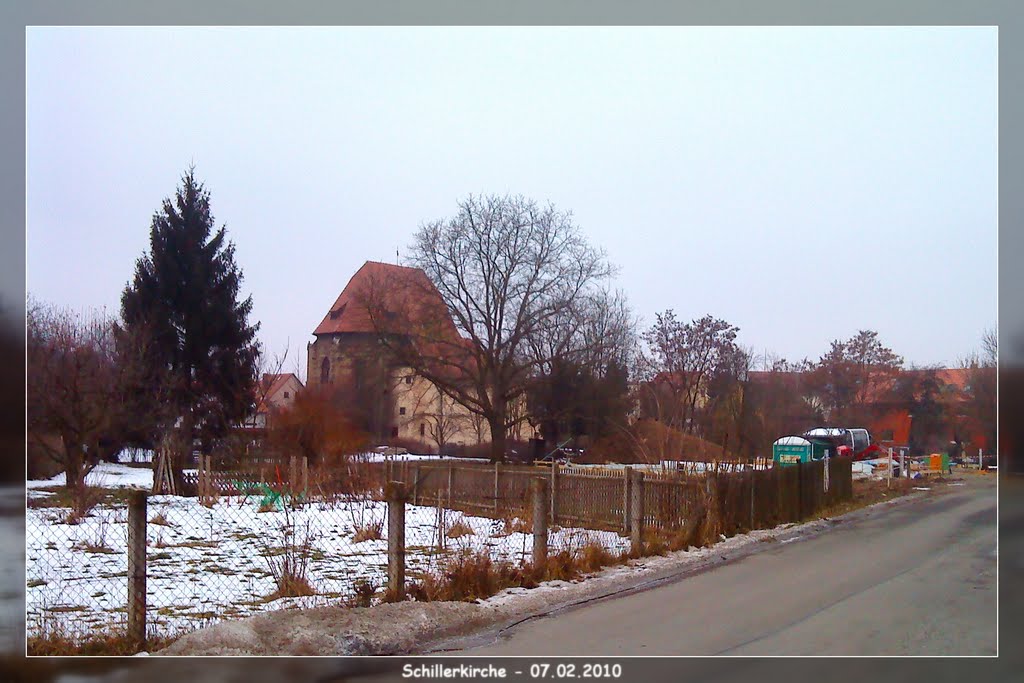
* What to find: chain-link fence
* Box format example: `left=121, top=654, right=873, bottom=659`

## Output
left=26, top=455, right=853, bottom=654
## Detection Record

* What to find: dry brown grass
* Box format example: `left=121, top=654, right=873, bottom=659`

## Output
left=818, top=475, right=914, bottom=518
left=352, top=518, right=384, bottom=543
left=149, top=510, right=172, bottom=527
left=577, top=542, right=621, bottom=573
left=445, top=518, right=475, bottom=539
left=408, top=535, right=627, bottom=604
left=26, top=623, right=179, bottom=656
left=264, top=573, right=315, bottom=601
left=502, top=514, right=532, bottom=535
left=407, top=548, right=540, bottom=602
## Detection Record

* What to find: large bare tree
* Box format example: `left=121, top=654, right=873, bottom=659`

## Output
left=363, top=194, right=621, bottom=462
left=27, top=300, right=137, bottom=489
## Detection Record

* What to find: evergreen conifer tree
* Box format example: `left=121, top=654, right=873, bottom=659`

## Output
left=120, top=169, right=260, bottom=488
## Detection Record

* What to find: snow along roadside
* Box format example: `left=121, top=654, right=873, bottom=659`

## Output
left=159, top=486, right=937, bottom=657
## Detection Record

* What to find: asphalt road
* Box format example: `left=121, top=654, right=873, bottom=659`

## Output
left=448, top=475, right=997, bottom=657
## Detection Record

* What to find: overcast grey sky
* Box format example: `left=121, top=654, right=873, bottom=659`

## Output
left=26, top=26, right=996, bottom=376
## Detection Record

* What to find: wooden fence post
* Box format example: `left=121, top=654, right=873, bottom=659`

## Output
left=824, top=451, right=830, bottom=494
left=494, top=462, right=500, bottom=514
left=437, top=490, right=446, bottom=551
left=386, top=481, right=408, bottom=601
left=550, top=462, right=559, bottom=524
left=301, top=455, right=308, bottom=496
left=795, top=461, right=803, bottom=520
left=413, top=464, right=421, bottom=506
left=532, top=478, right=549, bottom=568
left=127, top=491, right=147, bottom=650
left=623, top=466, right=633, bottom=534
left=630, top=470, right=645, bottom=553
left=447, top=464, right=454, bottom=509
left=197, top=455, right=206, bottom=503
left=750, top=471, right=755, bottom=531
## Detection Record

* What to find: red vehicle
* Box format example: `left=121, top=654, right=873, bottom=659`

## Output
left=802, top=427, right=883, bottom=461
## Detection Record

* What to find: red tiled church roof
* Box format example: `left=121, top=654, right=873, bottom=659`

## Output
left=312, top=262, right=474, bottom=379
left=313, top=261, right=460, bottom=339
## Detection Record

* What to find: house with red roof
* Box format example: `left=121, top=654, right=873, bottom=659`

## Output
left=746, top=365, right=993, bottom=456
left=307, top=261, right=493, bottom=451
left=241, top=372, right=304, bottom=430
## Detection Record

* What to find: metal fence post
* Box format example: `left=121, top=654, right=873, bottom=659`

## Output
left=623, top=466, right=633, bottom=534
left=127, top=490, right=147, bottom=650
left=386, top=481, right=408, bottom=601
left=532, top=478, right=549, bottom=568
left=630, top=470, right=645, bottom=553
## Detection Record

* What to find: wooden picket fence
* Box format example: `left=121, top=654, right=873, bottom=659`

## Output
left=371, top=457, right=854, bottom=535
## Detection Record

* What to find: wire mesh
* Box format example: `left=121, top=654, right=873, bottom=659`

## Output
left=26, top=455, right=853, bottom=652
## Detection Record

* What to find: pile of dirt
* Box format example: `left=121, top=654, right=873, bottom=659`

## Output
left=582, top=420, right=732, bottom=464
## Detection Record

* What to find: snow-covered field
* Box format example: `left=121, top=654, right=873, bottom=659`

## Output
left=26, top=463, right=629, bottom=640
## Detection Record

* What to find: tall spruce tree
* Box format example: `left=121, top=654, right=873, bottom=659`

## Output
left=120, top=169, right=260, bottom=488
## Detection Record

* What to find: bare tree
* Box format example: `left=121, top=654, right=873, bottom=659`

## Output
left=637, top=312, right=741, bottom=440
left=960, top=327, right=997, bottom=455
left=526, top=289, right=636, bottom=448
left=807, top=330, right=903, bottom=426
left=27, top=300, right=135, bottom=489
left=743, top=353, right=820, bottom=452
left=361, top=194, right=619, bottom=462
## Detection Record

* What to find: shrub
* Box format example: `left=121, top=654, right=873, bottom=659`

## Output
left=445, top=518, right=475, bottom=539
left=349, top=495, right=384, bottom=542
left=261, top=514, right=317, bottom=600
left=64, top=484, right=105, bottom=525
left=348, top=578, right=378, bottom=607
left=149, top=508, right=173, bottom=526
left=352, top=518, right=384, bottom=543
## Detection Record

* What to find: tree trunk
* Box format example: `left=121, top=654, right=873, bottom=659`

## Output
left=172, top=411, right=194, bottom=494
left=488, top=415, right=507, bottom=464
left=64, top=444, right=84, bottom=490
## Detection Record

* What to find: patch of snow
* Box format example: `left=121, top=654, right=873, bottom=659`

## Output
left=26, top=489, right=628, bottom=641
left=27, top=462, right=154, bottom=490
